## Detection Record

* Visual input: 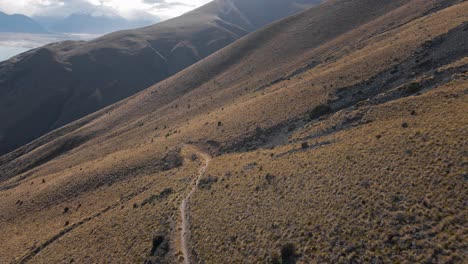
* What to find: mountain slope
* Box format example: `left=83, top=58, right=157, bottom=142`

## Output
left=0, top=0, right=321, bottom=155
left=0, top=0, right=466, bottom=263
left=0, top=12, right=47, bottom=33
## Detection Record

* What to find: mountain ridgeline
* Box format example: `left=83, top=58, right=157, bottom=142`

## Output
left=34, top=14, right=158, bottom=34
left=0, top=11, right=47, bottom=33
left=0, top=0, right=322, bottom=155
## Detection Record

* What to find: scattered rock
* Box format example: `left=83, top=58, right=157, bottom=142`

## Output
left=281, top=243, right=298, bottom=264
left=147, top=235, right=169, bottom=261
left=265, top=173, right=276, bottom=185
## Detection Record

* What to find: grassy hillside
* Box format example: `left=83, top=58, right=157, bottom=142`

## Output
left=0, top=0, right=320, bottom=155
left=0, top=0, right=466, bottom=263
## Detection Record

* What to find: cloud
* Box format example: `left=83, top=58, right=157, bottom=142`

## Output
left=40, top=0, right=117, bottom=17
left=0, top=0, right=116, bottom=17
left=144, top=0, right=210, bottom=20
left=0, top=0, right=211, bottom=21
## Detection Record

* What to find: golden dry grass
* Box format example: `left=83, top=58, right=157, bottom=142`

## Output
left=190, top=79, right=467, bottom=263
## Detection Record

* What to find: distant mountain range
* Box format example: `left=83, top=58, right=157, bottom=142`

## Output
left=0, top=11, right=48, bottom=33
left=0, top=11, right=157, bottom=34
left=35, top=14, right=158, bottom=34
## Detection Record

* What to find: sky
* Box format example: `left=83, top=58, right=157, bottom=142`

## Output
left=0, top=0, right=212, bottom=21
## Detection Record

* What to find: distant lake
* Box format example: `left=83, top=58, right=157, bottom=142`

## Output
left=0, top=46, right=29, bottom=61
left=0, top=32, right=100, bottom=62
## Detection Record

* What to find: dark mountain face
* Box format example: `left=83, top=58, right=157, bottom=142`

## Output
left=0, top=12, right=47, bottom=33
left=35, top=14, right=157, bottom=34
left=0, top=0, right=323, bottom=155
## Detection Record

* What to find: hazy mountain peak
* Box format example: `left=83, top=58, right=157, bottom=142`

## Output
left=0, top=11, right=47, bottom=33
left=32, top=13, right=158, bottom=34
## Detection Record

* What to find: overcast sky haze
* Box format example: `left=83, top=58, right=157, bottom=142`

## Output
left=0, top=0, right=212, bottom=21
